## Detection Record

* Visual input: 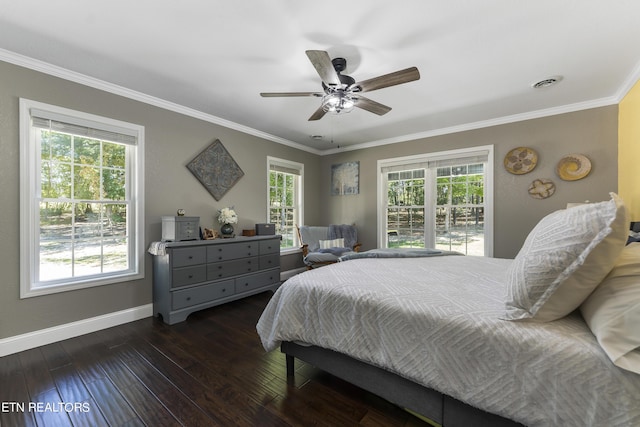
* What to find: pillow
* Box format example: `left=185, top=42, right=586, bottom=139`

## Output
left=319, top=238, right=345, bottom=249
left=580, top=243, right=640, bottom=374
left=504, top=192, right=628, bottom=322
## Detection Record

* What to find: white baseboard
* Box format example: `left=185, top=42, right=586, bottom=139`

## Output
left=0, top=270, right=305, bottom=357
left=281, top=267, right=307, bottom=282
left=0, top=304, right=153, bottom=357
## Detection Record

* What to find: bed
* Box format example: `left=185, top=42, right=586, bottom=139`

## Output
left=257, top=194, right=640, bottom=427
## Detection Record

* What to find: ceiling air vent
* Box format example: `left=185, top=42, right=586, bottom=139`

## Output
left=532, top=76, right=563, bottom=89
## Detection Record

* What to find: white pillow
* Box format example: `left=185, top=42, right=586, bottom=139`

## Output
left=580, top=243, right=640, bottom=374
left=504, top=192, right=628, bottom=322
left=318, top=238, right=345, bottom=249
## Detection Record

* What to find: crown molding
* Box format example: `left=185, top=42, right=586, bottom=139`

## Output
left=2, top=48, right=637, bottom=158
left=321, top=95, right=621, bottom=156
left=0, top=48, right=322, bottom=156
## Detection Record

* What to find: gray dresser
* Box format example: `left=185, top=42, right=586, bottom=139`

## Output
left=152, top=235, right=281, bottom=324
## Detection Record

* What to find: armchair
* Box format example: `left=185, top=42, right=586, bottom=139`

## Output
left=297, top=224, right=362, bottom=269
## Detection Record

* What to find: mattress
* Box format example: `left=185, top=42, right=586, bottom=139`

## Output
left=256, top=256, right=640, bottom=427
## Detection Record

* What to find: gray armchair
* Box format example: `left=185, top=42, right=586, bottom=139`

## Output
left=297, top=224, right=362, bottom=269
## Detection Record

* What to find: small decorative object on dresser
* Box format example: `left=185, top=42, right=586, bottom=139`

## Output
left=151, top=235, right=281, bottom=324
left=256, top=223, right=276, bottom=235
left=218, top=206, right=237, bottom=238
left=203, top=228, right=219, bottom=240
left=162, top=216, right=200, bottom=241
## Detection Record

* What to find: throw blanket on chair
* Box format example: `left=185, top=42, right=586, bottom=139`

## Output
left=328, top=224, right=357, bottom=249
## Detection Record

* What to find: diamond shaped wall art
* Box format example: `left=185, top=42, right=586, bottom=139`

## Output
left=186, top=139, right=244, bottom=201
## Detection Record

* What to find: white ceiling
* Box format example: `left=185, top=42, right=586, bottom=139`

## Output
left=1, top=1, right=639, bottom=154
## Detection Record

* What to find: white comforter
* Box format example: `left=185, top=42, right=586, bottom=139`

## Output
left=257, top=256, right=640, bottom=427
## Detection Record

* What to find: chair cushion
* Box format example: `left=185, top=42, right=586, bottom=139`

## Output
left=299, top=226, right=329, bottom=252
left=304, top=251, right=341, bottom=265
left=319, top=238, right=345, bottom=249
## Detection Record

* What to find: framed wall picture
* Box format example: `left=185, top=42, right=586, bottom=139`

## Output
left=186, top=139, right=244, bottom=201
left=331, top=161, right=359, bottom=195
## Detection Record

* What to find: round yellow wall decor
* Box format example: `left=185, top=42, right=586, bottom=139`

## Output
left=504, top=147, right=538, bottom=175
left=556, top=154, right=591, bottom=181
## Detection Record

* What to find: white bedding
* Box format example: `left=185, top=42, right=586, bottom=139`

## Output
left=257, top=256, right=640, bottom=427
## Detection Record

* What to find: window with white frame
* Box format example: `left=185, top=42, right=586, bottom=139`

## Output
left=20, top=99, right=145, bottom=298
left=378, top=146, right=493, bottom=256
left=268, top=157, right=303, bottom=250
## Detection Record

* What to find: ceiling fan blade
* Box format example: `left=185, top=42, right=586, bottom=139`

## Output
left=260, top=92, right=322, bottom=97
left=354, top=96, right=392, bottom=116
left=308, top=105, right=327, bottom=121
left=305, top=50, right=341, bottom=86
left=354, top=67, right=420, bottom=93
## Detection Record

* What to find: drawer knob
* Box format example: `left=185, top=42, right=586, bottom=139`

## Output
left=218, top=256, right=222, bottom=260
left=222, top=288, right=226, bottom=292
left=188, top=274, right=193, bottom=278
left=186, top=297, right=191, bottom=301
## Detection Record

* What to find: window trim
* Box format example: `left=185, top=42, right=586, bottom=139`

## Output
left=267, top=156, right=304, bottom=253
left=376, top=145, right=494, bottom=256
left=19, top=98, right=145, bottom=298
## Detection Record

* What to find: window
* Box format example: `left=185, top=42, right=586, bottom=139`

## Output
left=20, top=99, right=145, bottom=298
left=378, top=146, right=493, bottom=256
left=268, top=157, right=303, bottom=251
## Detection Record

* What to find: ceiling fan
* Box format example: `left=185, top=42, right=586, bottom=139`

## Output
left=260, top=50, right=420, bottom=121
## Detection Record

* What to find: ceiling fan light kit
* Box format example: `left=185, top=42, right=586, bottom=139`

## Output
left=260, top=50, right=420, bottom=121
left=322, top=92, right=355, bottom=114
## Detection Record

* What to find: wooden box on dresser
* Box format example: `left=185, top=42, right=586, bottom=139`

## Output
left=152, top=235, right=281, bottom=324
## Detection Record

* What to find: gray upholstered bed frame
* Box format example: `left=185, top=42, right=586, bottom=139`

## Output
left=281, top=342, right=524, bottom=427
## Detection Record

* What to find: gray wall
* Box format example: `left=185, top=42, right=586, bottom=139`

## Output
left=0, top=60, right=319, bottom=339
left=0, top=58, right=619, bottom=340
left=319, top=106, right=619, bottom=259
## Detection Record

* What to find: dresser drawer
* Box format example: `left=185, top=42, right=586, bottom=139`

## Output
left=259, top=239, right=280, bottom=255
left=172, top=265, right=206, bottom=287
left=207, top=241, right=258, bottom=262
left=234, top=269, right=280, bottom=294
left=259, top=253, right=280, bottom=270
left=207, top=257, right=259, bottom=280
left=171, top=247, right=206, bottom=267
left=172, top=280, right=234, bottom=310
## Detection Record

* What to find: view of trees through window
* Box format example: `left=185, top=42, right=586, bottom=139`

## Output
left=386, top=164, right=485, bottom=255
left=387, top=169, right=426, bottom=248
left=269, top=170, right=297, bottom=248
left=435, top=164, right=485, bottom=255
left=39, top=130, right=129, bottom=281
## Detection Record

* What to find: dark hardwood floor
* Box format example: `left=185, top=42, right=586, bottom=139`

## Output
left=0, top=291, right=431, bottom=427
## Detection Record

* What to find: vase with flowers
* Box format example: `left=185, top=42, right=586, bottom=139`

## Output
left=217, top=207, right=238, bottom=237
